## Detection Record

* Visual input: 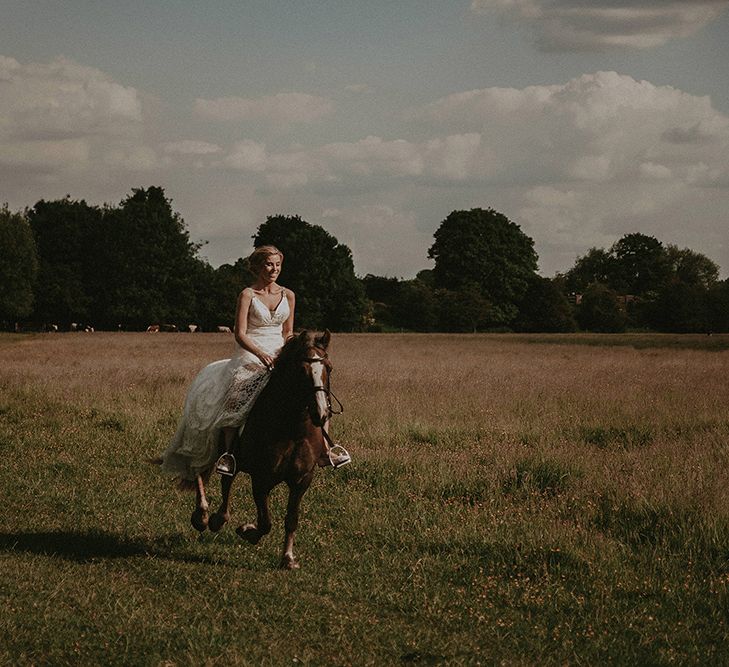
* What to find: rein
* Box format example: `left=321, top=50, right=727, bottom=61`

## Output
left=301, top=344, right=347, bottom=464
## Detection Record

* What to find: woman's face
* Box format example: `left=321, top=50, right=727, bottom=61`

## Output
left=259, top=254, right=282, bottom=283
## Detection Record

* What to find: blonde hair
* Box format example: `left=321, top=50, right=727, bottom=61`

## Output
left=248, top=245, right=284, bottom=277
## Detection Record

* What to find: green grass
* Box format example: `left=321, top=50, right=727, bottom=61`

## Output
left=1, top=332, right=728, bottom=665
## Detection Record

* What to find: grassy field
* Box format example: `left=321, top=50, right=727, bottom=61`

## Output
left=1, top=332, right=728, bottom=665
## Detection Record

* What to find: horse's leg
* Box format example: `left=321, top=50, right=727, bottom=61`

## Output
left=208, top=472, right=235, bottom=533
left=280, top=477, right=312, bottom=570
left=236, top=477, right=272, bottom=545
left=190, top=474, right=209, bottom=532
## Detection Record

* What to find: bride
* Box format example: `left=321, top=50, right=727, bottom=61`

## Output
left=160, top=244, right=351, bottom=482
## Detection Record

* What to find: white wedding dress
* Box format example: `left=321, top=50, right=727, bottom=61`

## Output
left=161, top=291, right=290, bottom=481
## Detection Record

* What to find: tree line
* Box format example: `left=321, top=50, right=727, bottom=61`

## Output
left=2, top=187, right=728, bottom=333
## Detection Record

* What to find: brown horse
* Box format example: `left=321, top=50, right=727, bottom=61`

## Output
left=190, top=329, right=334, bottom=569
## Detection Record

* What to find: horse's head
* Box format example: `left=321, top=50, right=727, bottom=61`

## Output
left=300, top=330, right=332, bottom=427
left=276, top=329, right=333, bottom=427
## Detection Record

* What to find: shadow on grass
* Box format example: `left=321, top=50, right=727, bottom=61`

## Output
left=0, top=528, right=227, bottom=565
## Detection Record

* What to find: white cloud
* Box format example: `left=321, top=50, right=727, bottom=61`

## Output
left=194, top=92, right=335, bottom=125
left=220, top=133, right=483, bottom=187
left=470, top=0, right=728, bottom=51
left=414, top=71, right=729, bottom=188
left=204, top=70, right=729, bottom=276
left=104, top=146, right=162, bottom=171
left=3, top=53, right=728, bottom=280
left=0, top=139, right=90, bottom=170
left=0, top=55, right=141, bottom=142
left=164, top=140, right=221, bottom=155
left=223, top=140, right=268, bottom=172
left=0, top=55, right=150, bottom=176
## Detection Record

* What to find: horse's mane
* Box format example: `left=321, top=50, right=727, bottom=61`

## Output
left=273, top=331, right=326, bottom=374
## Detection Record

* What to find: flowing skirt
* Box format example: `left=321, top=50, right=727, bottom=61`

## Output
left=160, top=352, right=271, bottom=481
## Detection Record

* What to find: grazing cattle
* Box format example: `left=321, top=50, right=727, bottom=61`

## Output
left=216, top=325, right=232, bottom=333
left=160, top=324, right=178, bottom=333
left=187, top=324, right=199, bottom=333
left=146, top=324, right=160, bottom=333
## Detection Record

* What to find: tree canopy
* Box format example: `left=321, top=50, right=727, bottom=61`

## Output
left=93, top=187, right=202, bottom=328
left=428, top=208, right=538, bottom=326
left=0, top=206, right=38, bottom=324
left=28, top=197, right=101, bottom=324
left=5, top=189, right=727, bottom=334
left=515, top=276, right=577, bottom=333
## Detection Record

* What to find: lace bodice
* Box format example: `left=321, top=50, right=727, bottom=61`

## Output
left=234, top=290, right=290, bottom=358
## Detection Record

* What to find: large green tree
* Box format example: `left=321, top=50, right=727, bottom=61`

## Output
left=644, top=281, right=710, bottom=333
left=253, top=215, right=367, bottom=331
left=665, top=245, right=719, bottom=290
left=196, top=259, right=250, bottom=330
left=428, top=208, right=538, bottom=326
left=563, top=248, right=615, bottom=294
left=28, top=197, right=101, bottom=325
left=436, top=284, right=493, bottom=332
left=515, top=276, right=577, bottom=333
left=392, top=278, right=438, bottom=332
left=564, top=234, right=721, bottom=331
left=93, top=187, right=201, bottom=328
left=361, top=274, right=402, bottom=330
left=610, top=233, right=671, bottom=295
left=576, top=283, right=626, bottom=333
left=708, top=279, right=729, bottom=333
left=0, top=206, right=38, bottom=326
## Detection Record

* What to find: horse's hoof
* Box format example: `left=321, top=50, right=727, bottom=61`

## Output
left=280, top=555, right=300, bottom=570
left=191, top=508, right=209, bottom=532
left=208, top=512, right=229, bottom=533
left=236, top=523, right=261, bottom=544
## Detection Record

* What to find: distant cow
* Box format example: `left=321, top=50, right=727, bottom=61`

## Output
left=160, top=324, right=178, bottom=333
left=187, top=324, right=199, bottom=333
left=216, top=325, right=232, bottom=333
left=146, top=324, right=160, bottom=333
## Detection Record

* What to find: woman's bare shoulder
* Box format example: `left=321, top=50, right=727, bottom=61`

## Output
left=283, top=286, right=295, bottom=300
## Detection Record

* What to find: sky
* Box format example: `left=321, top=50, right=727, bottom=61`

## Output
left=2, top=0, right=728, bottom=278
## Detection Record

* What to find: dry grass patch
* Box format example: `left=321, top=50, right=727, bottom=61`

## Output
left=1, top=332, right=728, bottom=664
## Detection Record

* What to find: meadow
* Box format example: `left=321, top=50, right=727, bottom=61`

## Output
left=1, top=331, right=728, bottom=665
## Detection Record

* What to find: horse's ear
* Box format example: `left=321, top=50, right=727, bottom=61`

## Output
left=317, top=329, right=331, bottom=350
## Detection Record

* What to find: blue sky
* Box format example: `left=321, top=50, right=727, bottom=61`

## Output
left=2, top=1, right=728, bottom=277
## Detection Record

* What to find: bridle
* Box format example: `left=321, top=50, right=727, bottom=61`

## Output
left=302, top=348, right=344, bottom=424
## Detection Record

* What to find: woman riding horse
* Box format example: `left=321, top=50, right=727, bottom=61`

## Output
left=160, top=244, right=350, bottom=482
left=159, top=245, right=350, bottom=566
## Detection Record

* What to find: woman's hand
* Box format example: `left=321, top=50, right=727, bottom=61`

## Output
left=258, top=352, right=275, bottom=369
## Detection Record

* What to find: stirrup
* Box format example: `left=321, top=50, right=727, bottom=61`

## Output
left=328, top=444, right=351, bottom=470
left=215, top=453, right=236, bottom=477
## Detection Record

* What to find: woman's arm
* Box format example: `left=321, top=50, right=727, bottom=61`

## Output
left=233, top=289, right=274, bottom=367
left=282, top=289, right=295, bottom=340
